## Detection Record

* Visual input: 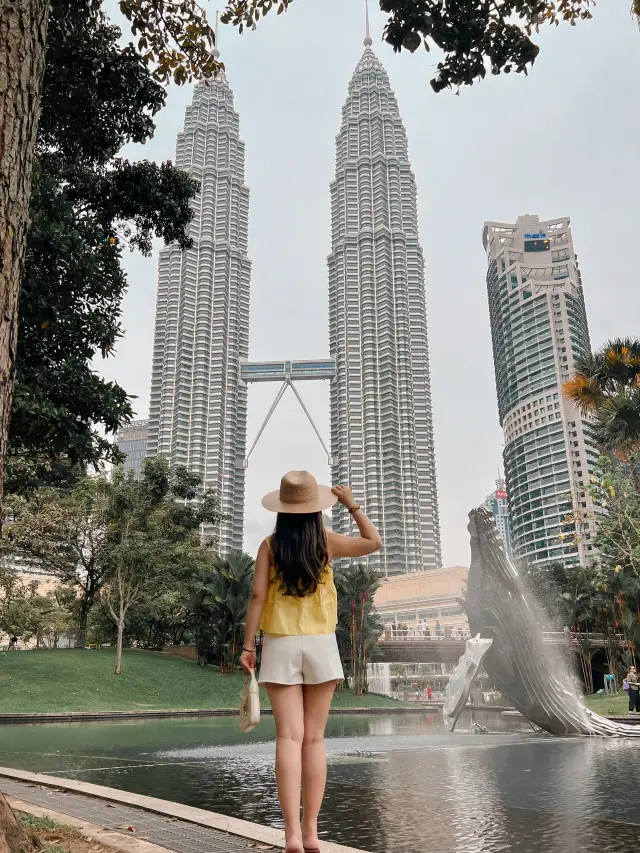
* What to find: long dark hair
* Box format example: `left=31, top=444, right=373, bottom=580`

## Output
left=271, top=512, right=329, bottom=598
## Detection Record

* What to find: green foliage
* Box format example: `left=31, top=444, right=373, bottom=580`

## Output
left=524, top=457, right=640, bottom=687
left=523, top=560, right=570, bottom=628
left=117, top=584, right=195, bottom=649
left=335, top=563, right=383, bottom=695
left=100, top=457, right=225, bottom=672
left=222, top=0, right=594, bottom=92
left=193, top=552, right=255, bottom=672
left=9, top=0, right=199, bottom=495
left=18, top=815, right=60, bottom=832
left=4, top=477, right=112, bottom=640
left=41, top=1, right=166, bottom=163
left=590, top=456, right=640, bottom=578
left=564, top=338, right=640, bottom=464
left=119, top=0, right=223, bottom=84
left=0, top=578, right=75, bottom=646
left=3, top=458, right=225, bottom=663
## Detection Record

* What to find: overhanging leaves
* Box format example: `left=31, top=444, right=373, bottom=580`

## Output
left=221, top=0, right=595, bottom=92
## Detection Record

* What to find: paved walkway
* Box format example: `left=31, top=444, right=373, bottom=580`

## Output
left=0, top=777, right=271, bottom=853
left=0, top=769, right=364, bottom=853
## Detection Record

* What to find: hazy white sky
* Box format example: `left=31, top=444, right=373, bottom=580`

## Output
left=102, top=1, right=640, bottom=566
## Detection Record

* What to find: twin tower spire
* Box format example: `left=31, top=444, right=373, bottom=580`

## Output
left=147, top=14, right=442, bottom=574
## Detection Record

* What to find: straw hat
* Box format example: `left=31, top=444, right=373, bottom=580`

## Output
left=262, top=470, right=337, bottom=514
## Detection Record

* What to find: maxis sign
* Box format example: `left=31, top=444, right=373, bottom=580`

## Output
left=524, top=232, right=547, bottom=239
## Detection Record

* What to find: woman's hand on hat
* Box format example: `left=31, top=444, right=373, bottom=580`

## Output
left=240, top=648, right=256, bottom=674
left=332, top=484, right=355, bottom=508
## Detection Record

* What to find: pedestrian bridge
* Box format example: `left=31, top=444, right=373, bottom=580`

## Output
left=376, top=632, right=629, bottom=664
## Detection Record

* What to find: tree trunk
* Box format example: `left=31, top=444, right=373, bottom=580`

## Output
left=0, top=792, right=35, bottom=853
left=0, top=0, right=50, bottom=514
left=114, top=615, right=125, bottom=675
left=75, top=597, right=90, bottom=648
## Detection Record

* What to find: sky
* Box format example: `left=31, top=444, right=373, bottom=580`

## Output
left=102, top=0, right=640, bottom=567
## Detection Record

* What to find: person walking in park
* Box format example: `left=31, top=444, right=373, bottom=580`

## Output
left=626, top=665, right=640, bottom=714
left=240, top=471, right=382, bottom=853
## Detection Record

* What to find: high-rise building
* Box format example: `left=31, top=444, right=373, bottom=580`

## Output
left=483, top=477, right=513, bottom=556
left=146, top=68, right=251, bottom=552
left=328, top=32, right=441, bottom=575
left=483, top=214, right=598, bottom=567
left=115, top=419, right=148, bottom=477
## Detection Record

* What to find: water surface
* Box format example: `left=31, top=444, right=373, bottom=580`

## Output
left=1, top=712, right=638, bottom=852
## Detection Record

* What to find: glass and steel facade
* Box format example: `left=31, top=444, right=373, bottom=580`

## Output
left=115, top=420, right=148, bottom=478
left=146, top=73, right=251, bottom=552
left=239, top=359, right=336, bottom=383
left=328, top=42, right=441, bottom=575
left=483, top=215, right=598, bottom=568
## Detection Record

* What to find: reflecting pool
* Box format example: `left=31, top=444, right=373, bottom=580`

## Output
left=1, top=712, right=639, bottom=852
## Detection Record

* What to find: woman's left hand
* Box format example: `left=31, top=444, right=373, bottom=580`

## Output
left=240, top=649, right=256, bottom=674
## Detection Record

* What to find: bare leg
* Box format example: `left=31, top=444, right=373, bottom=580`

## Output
left=301, top=681, right=336, bottom=850
left=266, top=684, right=304, bottom=853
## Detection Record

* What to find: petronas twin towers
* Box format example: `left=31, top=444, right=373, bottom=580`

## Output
left=147, top=35, right=441, bottom=574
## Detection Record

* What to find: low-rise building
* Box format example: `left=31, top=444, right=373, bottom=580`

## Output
left=374, top=566, right=469, bottom=637
left=1, top=556, right=58, bottom=596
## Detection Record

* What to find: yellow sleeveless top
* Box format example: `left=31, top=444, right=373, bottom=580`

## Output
left=259, top=538, right=338, bottom=636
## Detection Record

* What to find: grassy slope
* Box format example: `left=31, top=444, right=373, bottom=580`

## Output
left=583, top=691, right=631, bottom=716
left=0, top=648, right=408, bottom=714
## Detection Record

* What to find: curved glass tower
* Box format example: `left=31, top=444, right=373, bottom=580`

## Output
left=483, top=214, right=598, bottom=567
left=328, top=38, right=441, bottom=575
left=147, top=72, right=251, bottom=552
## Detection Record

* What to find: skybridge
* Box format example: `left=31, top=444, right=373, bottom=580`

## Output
left=239, top=358, right=336, bottom=468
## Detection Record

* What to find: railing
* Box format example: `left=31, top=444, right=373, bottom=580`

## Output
left=379, top=631, right=629, bottom=648
left=381, top=632, right=471, bottom=642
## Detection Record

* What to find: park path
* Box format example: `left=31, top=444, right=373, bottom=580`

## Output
left=0, top=776, right=262, bottom=853
left=0, top=769, right=366, bottom=853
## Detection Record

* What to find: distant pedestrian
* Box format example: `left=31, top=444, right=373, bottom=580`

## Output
left=435, top=621, right=442, bottom=638
left=426, top=686, right=432, bottom=701
left=627, top=666, right=640, bottom=714
left=8, top=635, right=18, bottom=651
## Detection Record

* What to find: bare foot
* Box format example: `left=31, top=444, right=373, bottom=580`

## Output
left=285, top=839, right=303, bottom=853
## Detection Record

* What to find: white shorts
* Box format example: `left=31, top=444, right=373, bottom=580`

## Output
left=258, top=633, right=344, bottom=686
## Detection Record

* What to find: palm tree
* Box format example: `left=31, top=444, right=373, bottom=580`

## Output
left=192, top=551, right=254, bottom=672
left=335, top=563, right=384, bottom=695
left=563, top=338, right=640, bottom=464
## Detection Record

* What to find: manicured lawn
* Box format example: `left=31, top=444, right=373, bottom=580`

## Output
left=0, top=648, right=408, bottom=714
left=583, top=691, right=631, bottom=716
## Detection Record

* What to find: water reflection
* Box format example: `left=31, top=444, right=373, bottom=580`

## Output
left=0, top=714, right=639, bottom=852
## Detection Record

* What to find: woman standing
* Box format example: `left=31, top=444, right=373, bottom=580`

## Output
left=627, top=665, right=640, bottom=714
left=240, top=471, right=382, bottom=853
